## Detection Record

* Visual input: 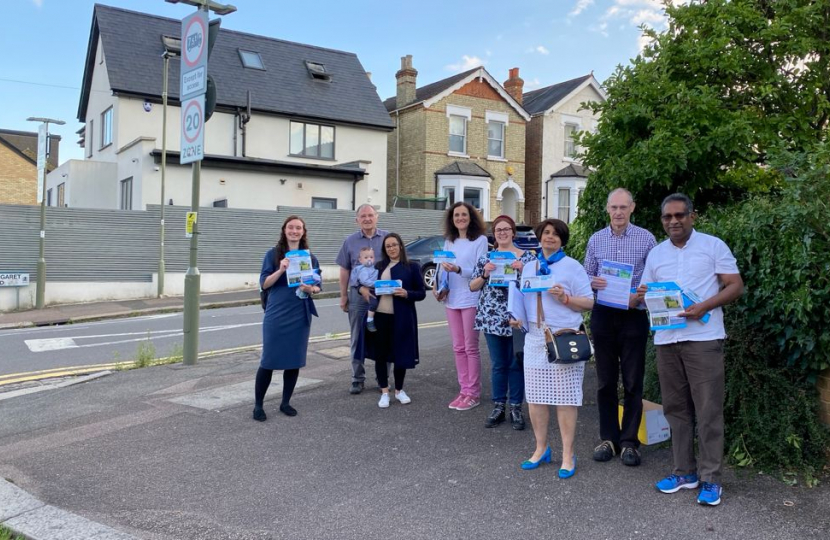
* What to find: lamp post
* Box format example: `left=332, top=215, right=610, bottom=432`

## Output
left=159, top=41, right=180, bottom=297
left=26, top=116, right=65, bottom=309
left=165, top=0, right=236, bottom=366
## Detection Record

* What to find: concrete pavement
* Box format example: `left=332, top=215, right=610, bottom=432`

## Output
left=1, top=326, right=828, bottom=540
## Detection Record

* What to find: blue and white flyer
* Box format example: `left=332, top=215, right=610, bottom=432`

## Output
left=644, top=282, right=687, bottom=330
left=285, top=250, right=315, bottom=288
left=488, top=251, right=517, bottom=287
left=596, top=260, right=635, bottom=309
left=374, top=280, right=402, bottom=295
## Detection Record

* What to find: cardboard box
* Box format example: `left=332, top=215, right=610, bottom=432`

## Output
left=618, top=399, right=671, bottom=445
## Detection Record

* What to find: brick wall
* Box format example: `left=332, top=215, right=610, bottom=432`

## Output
left=524, top=115, right=544, bottom=225
left=0, top=142, right=37, bottom=205
left=818, top=368, right=830, bottom=425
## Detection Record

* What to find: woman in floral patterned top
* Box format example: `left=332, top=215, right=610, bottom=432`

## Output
left=470, top=215, right=537, bottom=430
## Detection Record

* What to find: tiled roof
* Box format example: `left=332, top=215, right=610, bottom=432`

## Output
left=78, top=4, right=394, bottom=129
left=383, top=67, right=480, bottom=112
left=550, top=163, right=588, bottom=178
left=522, top=74, right=593, bottom=116
left=435, top=161, right=492, bottom=177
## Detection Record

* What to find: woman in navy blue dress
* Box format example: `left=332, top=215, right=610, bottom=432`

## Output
left=253, top=215, right=321, bottom=422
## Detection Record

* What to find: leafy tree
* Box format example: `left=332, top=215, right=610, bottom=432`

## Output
left=576, top=0, right=830, bottom=236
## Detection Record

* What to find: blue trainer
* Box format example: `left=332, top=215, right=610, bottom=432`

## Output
left=655, top=473, right=699, bottom=494
left=697, top=482, right=723, bottom=506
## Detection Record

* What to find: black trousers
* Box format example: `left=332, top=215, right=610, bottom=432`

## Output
left=373, top=312, right=407, bottom=391
left=591, top=304, right=650, bottom=449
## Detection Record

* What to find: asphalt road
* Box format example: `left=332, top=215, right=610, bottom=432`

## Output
left=0, top=299, right=449, bottom=377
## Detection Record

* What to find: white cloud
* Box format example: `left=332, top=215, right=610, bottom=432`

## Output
left=524, top=78, right=542, bottom=90
left=445, top=55, right=485, bottom=73
left=569, top=0, right=594, bottom=17
left=31, top=0, right=43, bottom=6
left=527, top=45, right=550, bottom=55
left=631, top=9, right=665, bottom=25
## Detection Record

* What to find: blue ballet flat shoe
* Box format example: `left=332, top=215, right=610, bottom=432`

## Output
left=521, top=446, right=552, bottom=470
left=558, top=456, right=577, bottom=479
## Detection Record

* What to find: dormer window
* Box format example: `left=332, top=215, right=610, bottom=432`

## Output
left=305, top=61, right=330, bottom=82
left=239, top=49, right=264, bottom=70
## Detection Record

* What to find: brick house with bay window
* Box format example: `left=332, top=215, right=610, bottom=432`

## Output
left=384, top=56, right=530, bottom=223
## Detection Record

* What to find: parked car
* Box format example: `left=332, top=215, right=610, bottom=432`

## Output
left=405, top=235, right=445, bottom=289
left=486, top=224, right=540, bottom=253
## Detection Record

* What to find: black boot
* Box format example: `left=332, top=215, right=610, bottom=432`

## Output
left=509, top=404, right=525, bottom=430
left=484, top=402, right=506, bottom=428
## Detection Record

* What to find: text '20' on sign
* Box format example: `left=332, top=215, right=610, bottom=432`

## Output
left=180, top=95, right=204, bottom=164
left=180, top=10, right=208, bottom=100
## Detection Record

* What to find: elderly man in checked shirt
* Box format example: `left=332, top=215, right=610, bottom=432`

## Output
left=583, top=188, right=657, bottom=467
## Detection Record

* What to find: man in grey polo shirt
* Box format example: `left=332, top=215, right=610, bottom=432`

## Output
left=638, top=193, right=744, bottom=507
left=336, top=204, right=389, bottom=394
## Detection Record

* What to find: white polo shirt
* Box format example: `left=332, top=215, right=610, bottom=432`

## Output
left=641, top=230, right=740, bottom=345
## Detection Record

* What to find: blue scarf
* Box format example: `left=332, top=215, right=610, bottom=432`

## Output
left=537, top=249, right=565, bottom=275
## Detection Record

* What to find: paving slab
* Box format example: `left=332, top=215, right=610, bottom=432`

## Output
left=5, top=504, right=138, bottom=540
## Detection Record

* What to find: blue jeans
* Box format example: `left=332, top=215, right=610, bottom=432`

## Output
left=484, top=333, right=524, bottom=406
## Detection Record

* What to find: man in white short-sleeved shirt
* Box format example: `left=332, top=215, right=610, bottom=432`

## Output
left=637, top=193, right=743, bottom=507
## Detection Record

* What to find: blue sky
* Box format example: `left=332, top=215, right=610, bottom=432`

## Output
left=2, top=0, right=671, bottom=162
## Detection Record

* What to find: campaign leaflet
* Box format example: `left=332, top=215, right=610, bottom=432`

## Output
left=679, top=288, right=711, bottom=324
left=488, top=251, right=517, bottom=287
left=374, top=279, right=402, bottom=295
left=433, top=250, right=456, bottom=295
left=520, top=274, right=556, bottom=293
left=285, top=250, right=315, bottom=288
left=433, top=250, right=456, bottom=266
left=596, top=260, right=635, bottom=310
left=644, top=282, right=687, bottom=330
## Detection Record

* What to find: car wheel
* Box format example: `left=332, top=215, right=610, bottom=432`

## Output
left=422, top=264, right=436, bottom=289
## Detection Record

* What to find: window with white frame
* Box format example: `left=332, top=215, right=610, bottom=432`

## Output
left=57, top=183, right=65, bottom=207
left=564, top=123, right=578, bottom=159
left=442, top=186, right=456, bottom=206
left=558, top=188, right=571, bottom=222
left=464, top=187, right=483, bottom=212
left=449, top=116, right=466, bottom=154
left=486, top=111, right=508, bottom=159
left=101, top=107, right=113, bottom=148
left=290, top=121, right=334, bottom=159
left=120, top=177, right=132, bottom=210
left=446, top=105, right=471, bottom=155
left=437, top=176, right=490, bottom=220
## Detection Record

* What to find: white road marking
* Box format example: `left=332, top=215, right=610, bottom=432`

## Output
left=24, top=322, right=262, bottom=353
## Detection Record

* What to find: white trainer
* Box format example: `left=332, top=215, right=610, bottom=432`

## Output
left=378, top=393, right=390, bottom=408
left=395, top=390, right=411, bottom=404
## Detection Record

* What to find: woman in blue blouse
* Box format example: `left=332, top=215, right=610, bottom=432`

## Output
left=253, top=216, right=321, bottom=422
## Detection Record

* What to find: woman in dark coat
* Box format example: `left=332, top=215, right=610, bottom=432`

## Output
left=253, top=215, right=321, bottom=422
left=355, top=232, right=426, bottom=408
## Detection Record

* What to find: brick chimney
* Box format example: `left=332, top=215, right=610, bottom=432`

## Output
left=504, top=67, right=524, bottom=105
left=396, top=55, right=418, bottom=109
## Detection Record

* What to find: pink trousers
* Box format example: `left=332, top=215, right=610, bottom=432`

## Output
left=446, top=307, right=481, bottom=398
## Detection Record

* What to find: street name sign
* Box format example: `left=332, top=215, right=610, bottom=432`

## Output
left=180, top=95, right=205, bottom=164
left=180, top=10, right=208, bottom=100
left=0, top=273, right=30, bottom=287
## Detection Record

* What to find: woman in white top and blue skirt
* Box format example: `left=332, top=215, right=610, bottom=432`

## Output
left=435, top=202, right=489, bottom=411
left=514, top=218, right=594, bottom=478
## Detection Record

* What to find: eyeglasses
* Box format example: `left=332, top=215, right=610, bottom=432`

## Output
left=660, top=212, right=691, bottom=222
left=494, top=227, right=513, bottom=234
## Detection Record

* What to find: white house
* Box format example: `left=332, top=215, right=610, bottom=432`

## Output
left=522, top=74, right=606, bottom=224
left=48, top=4, right=394, bottom=212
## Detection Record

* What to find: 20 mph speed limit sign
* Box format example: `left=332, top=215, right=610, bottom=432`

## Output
left=180, top=94, right=205, bottom=164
